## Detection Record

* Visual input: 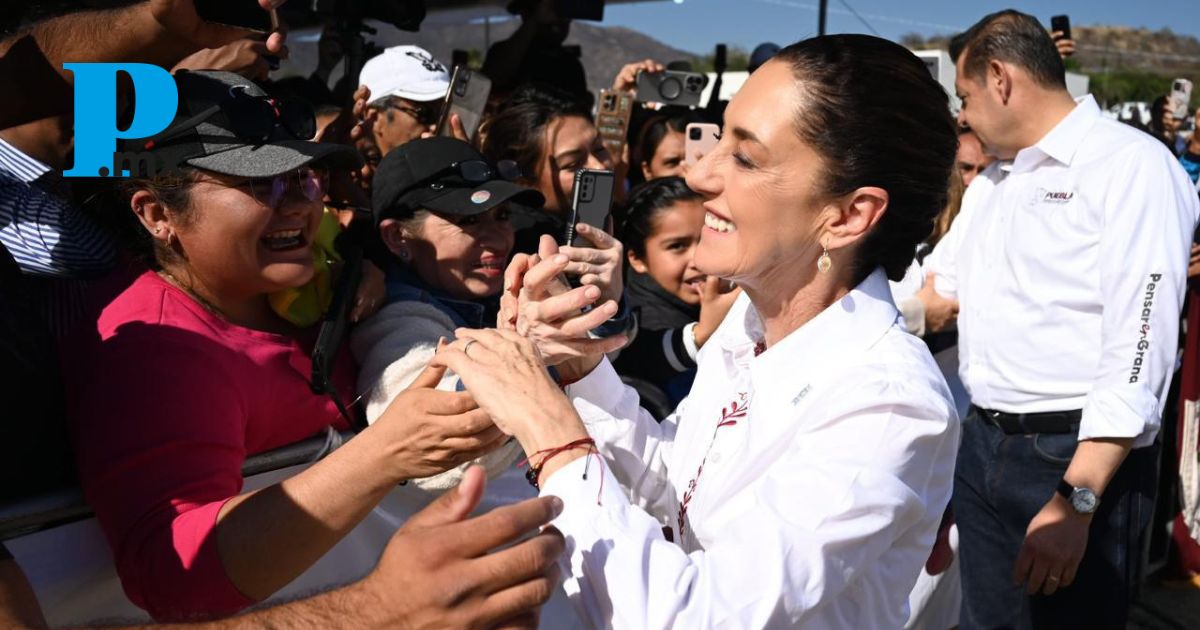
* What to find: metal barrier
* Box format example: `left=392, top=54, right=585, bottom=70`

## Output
left=0, top=428, right=353, bottom=541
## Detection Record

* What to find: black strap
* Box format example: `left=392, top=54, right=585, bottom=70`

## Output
left=310, top=232, right=366, bottom=431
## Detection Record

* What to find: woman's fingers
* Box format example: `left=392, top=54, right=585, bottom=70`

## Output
left=504, top=254, right=534, bottom=297
left=564, top=222, right=618, bottom=250
left=537, top=234, right=561, bottom=260
left=555, top=300, right=618, bottom=337
left=531, top=285, right=601, bottom=323
left=498, top=292, right=519, bottom=330
left=443, top=335, right=503, bottom=366
left=409, top=358, right=449, bottom=390
left=540, top=335, right=627, bottom=361
left=521, top=254, right=571, bottom=298
left=449, top=113, right=470, bottom=142
left=441, top=423, right=509, bottom=452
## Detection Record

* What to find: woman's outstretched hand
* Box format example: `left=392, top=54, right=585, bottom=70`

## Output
left=434, top=329, right=588, bottom=456
left=369, top=357, right=510, bottom=481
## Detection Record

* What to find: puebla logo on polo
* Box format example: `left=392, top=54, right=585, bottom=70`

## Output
left=1036, top=187, right=1075, bottom=204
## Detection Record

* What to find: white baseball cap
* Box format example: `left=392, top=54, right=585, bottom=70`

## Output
left=359, top=45, right=450, bottom=105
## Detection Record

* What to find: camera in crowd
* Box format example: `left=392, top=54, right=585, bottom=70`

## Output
left=636, top=70, right=709, bottom=108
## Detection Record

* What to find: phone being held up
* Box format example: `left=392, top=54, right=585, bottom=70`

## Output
left=564, top=169, right=615, bottom=247
left=194, top=0, right=279, bottom=33
left=685, top=123, right=720, bottom=167
left=1170, top=79, right=1193, bottom=121
left=1049, top=14, right=1071, bottom=42
left=597, top=89, right=634, bottom=159
left=436, top=66, right=492, bottom=143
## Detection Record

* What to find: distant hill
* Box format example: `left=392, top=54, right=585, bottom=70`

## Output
left=901, top=25, right=1200, bottom=107
left=903, top=25, right=1200, bottom=76
left=280, top=19, right=699, bottom=96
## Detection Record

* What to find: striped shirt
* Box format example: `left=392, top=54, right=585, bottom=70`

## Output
left=0, top=137, right=116, bottom=278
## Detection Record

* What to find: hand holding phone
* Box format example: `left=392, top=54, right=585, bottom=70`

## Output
left=597, top=89, right=635, bottom=159
left=636, top=70, right=709, bottom=107
left=193, top=0, right=279, bottom=34
left=185, top=0, right=285, bottom=58
left=436, top=66, right=492, bottom=143
left=1171, top=79, right=1193, bottom=120
left=1049, top=14, right=1071, bottom=42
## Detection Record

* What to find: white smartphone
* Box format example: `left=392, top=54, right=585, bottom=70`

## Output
left=685, top=122, right=720, bottom=167
left=1171, top=78, right=1193, bottom=120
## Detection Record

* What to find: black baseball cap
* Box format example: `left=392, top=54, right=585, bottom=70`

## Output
left=372, top=137, right=544, bottom=224
left=124, top=70, right=361, bottom=178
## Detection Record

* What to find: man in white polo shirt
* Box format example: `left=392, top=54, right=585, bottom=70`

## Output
left=359, top=45, right=450, bottom=159
left=925, top=10, right=1200, bottom=629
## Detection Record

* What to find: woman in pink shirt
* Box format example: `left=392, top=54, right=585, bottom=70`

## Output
left=64, top=71, right=506, bottom=621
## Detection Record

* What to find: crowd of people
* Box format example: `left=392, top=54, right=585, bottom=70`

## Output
left=1, top=0, right=1199, bottom=628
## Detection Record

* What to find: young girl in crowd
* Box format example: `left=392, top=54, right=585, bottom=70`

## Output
left=614, top=177, right=740, bottom=412
left=628, top=109, right=702, bottom=186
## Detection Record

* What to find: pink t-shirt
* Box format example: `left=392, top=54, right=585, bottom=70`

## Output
left=64, top=270, right=355, bottom=620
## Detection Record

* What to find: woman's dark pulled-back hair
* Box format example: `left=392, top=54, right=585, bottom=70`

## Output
left=957, top=10, right=1066, bottom=90
left=481, top=84, right=592, bottom=182
left=618, top=176, right=703, bottom=258
left=774, top=34, right=957, bottom=281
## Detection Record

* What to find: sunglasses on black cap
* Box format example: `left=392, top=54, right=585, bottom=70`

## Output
left=420, top=159, right=523, bottom=189
left=144, top=86, right=316, bottom=151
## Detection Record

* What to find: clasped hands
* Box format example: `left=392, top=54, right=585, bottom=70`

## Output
left=431, top=234, right=626, bottom=456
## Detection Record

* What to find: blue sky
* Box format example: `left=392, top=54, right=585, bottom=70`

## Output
left=601, top=0, right=1200, bottom=54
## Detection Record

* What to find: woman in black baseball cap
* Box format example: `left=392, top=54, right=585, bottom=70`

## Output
left=63, top=72, right=510, bottom=620
left=351, top=137, right=547, bottom=496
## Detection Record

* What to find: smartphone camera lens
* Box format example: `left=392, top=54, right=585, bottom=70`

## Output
left=659, top=77, right=682, bottom=100
left=689, top=127, right=702, bottom=141
left=579, top=176, right=594, bottom=202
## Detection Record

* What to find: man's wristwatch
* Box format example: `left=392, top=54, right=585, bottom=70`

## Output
left=1056, top=480, right=1100, bottom=515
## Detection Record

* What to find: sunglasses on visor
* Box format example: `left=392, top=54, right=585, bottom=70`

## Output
left=143, top=86, right=317, bottom=151
left=421, top=159, right=523, bottom=188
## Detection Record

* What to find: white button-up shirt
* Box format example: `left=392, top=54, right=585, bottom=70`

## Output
left=927, top=95, right=1200, bottom=448
left=544, top=269, right=960, bottom=629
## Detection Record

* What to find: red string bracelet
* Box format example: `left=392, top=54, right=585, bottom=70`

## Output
left=520, top=438, right=596, bottom=490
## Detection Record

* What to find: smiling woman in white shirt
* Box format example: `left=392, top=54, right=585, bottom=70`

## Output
left=437, top=34, right=961, bottom=629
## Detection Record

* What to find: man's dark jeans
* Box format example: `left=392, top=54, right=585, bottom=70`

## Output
left=953, top=406, right=1158, bottom=629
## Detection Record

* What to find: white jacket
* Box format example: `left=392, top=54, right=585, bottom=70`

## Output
left=544, top=269, right=961, bottom=629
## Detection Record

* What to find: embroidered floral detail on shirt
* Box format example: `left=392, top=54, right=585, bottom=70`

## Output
left=677, top=392, right=751, bottom=542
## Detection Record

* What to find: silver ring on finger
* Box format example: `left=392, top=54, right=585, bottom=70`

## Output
left=463, top=339, right=478, bottom=358
left=1046, top=576, right=1060, bottom=584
